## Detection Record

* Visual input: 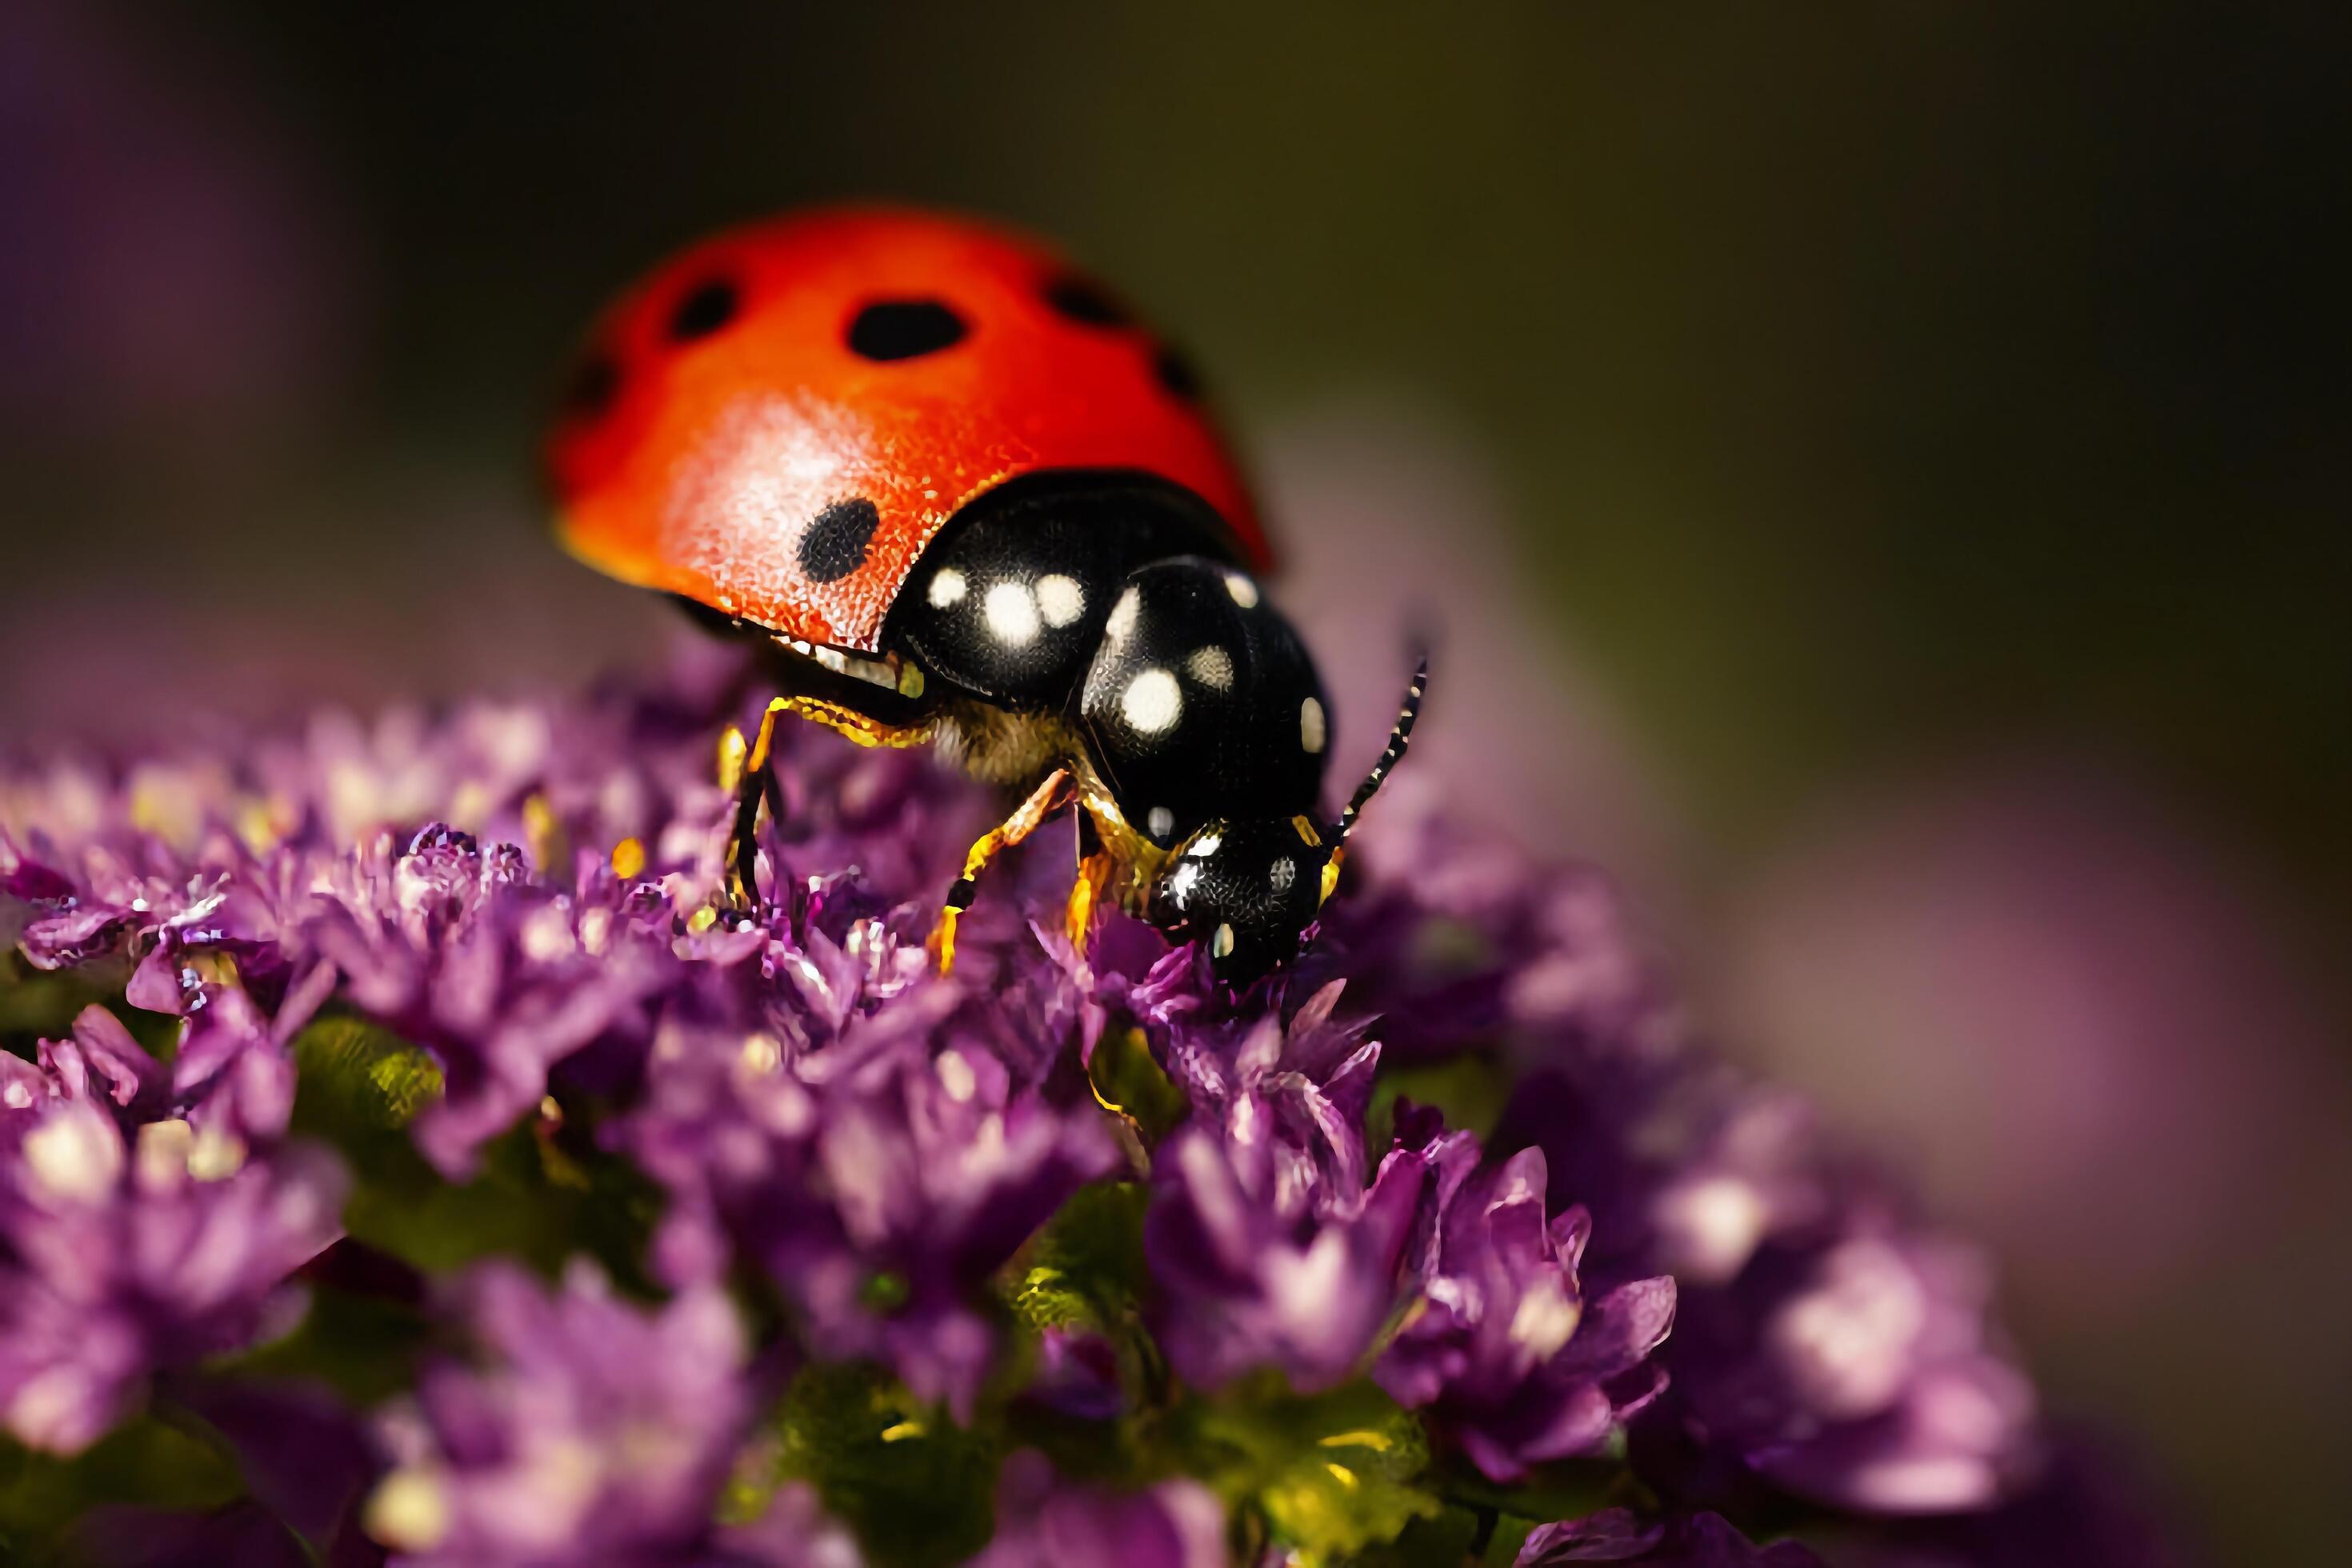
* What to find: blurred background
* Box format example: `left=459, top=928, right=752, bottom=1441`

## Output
left=2, top=2, right=2345, bottom=1559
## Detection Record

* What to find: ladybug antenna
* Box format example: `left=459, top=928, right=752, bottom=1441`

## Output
left=1341, top=651, right=1430, bottom=840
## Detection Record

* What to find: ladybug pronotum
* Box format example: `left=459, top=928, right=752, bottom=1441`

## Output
left=546, top=206, right=1426, bottom=985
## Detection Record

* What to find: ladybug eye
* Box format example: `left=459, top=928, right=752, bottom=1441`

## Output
left=667, top=278, right=740, bottom=342
left=1042, top=274, right=1131, bottom=328
left=846, top=299, right=968, bottom=361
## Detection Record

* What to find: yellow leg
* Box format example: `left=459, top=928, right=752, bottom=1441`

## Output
left=761, top=694, right=934, bottom=754
left=725, top=698, right=935, bottom=908
left=1066, top=803, right=1116, bottom=951
left=1065, top=854, right=1111, bottom=951
left=928, top=768, right=1074, bottom=974
left=1058, top=786, right=1173, bottom=954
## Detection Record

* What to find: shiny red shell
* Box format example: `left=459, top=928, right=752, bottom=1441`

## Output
left=546, top=206, right=1270, bottom=653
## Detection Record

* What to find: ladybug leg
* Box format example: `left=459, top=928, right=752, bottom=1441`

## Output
left=927, top=767, right=1074, bottom=975
left=764, top=694, right=936, bottom=751
left=719, top=697, right=935, bottom=910
left=1065, top=798, right=1118, bottom=953
left=718, top=702, right=784, bottom=910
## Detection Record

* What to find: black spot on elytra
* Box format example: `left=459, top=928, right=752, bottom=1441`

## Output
left=1042, top=274, right=1131, bottom=328
left=668, top=278, right=740, bottom=342
left=799, top=497, right=880, bottom=582
left=847, top=299, right=967, bottom=361
left=562, top=353, right=619, bottom=418
left=1153, top=344, right=1204, bottom=402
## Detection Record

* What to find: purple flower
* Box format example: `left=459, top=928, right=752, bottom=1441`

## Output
left=1366, top=800, right=2049, bottom=1515
left=1516, top=1509, right=1822, bottom=1565
left=362, top=1259, right=770, bottom=1566
left=711, top=1481, right=869, bottom=1567
left=966, top=1450, right=1225, bottom=1568
left=290, top=823, right=681, bottom=1174
left=1145, top=1114, right=1425, bottom=1394
left=0, top=1086, right=345, bottom=1452
left=1378, top=1143, right=1676, bottom=1482
left=3, top=1003, right=155, bottom=1114
left=1022, top=1323, right=1126, bottom=1421
left=1661, top=1225, right=2039, bottom=1517
left=1, top=653, right=2150, bottom=1560
left=795, top=1025, right=1121, bottom=1416
left=619, top=963, right=1119, bottom=1419
left=1826, top=1430, right=2201, bottom=1568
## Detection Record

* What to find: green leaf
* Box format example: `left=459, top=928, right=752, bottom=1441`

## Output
left=291, top=1014, right=444, bottom=1131
left=994, top=1179, right=1166, bottom=1478
left=1086, top=1026, right=1190, bottom=1142
left=1002, top=1180, right=1148, bottom=1336
left=210, top=1285, right=434, bottom=1407
left=761, top=1362, right=999, bottom=1568
left=1348, top=1505, right=1486, bottom=1567
left=1183, top=1376, right=1440, bottom=1567
left=287, top=1015, right=662, bottom=1290
left=1366, top=1050, right=1513, bottom=1152
left=0, top=1416, right=244, bottom=1562
left=1438, top=1458, right=1624, bottom=1532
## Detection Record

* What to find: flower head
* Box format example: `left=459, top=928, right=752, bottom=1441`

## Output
left=1516, top=1509, right=1822, bottom=1566
left=1146, top=1114, right=1425, bottom=1394
left=0, top=1081, right=344, bottom=1452
left=364, top=1259, right=774, bottom=1567
left=0, top=657, right=2125, bottom=1563
left=969, top=1450, right=1224, bottom=1568
left=1378, top=1143, right=1676, bottom=1482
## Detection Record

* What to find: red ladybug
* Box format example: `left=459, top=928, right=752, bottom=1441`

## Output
left=547, top=206, right=1425, bottom=983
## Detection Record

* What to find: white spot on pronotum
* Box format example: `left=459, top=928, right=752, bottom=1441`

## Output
left=1270, top=856, right=1297, bottom=894
left=1223, top=572, right=1259, bottom=609
left=1146, top=806, right=1176, bottom=840
left=926, top=567, right=968, bottom=609
left=1299, top=696, right=1327, bottom=754
left=1105, top=584, right=1142, bottom=641
left=1122, top=668, right=1183, bottom=734
left=982, top=581, right=1040, bottom=646
left=1186, top=832, right=1222, bottom=858
left=1185, top=645, right=1235, bottom=690
left=22, top=1105, right=122, bottom=1203
left=1210, top=922, right=1237, bottom=959
left=1035, top=573, right=1086, bottom=628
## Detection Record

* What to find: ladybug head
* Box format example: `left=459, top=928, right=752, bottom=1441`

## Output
left=1149, top=814, right=1339, bottom=986
left=1144, top=654, right=1429, bottom=987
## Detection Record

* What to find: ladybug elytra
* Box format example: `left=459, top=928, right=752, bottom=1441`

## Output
left=546, top=206, right=1425, bottom=984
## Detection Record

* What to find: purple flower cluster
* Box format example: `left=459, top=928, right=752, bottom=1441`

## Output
left=0, top=650, right=2154, bottom=1564
left=1377, top=1135, right=1676, bottom=1485
left=368, top=1260, right=857, bottom=1567
left=1316, top=802, right=2047, bottom=1518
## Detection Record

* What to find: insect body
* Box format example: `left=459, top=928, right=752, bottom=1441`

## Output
left=546, top=206, right=1424, bottom=984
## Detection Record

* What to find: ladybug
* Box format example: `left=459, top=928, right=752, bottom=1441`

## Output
left=546, top=206, right=1426, bottom=984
